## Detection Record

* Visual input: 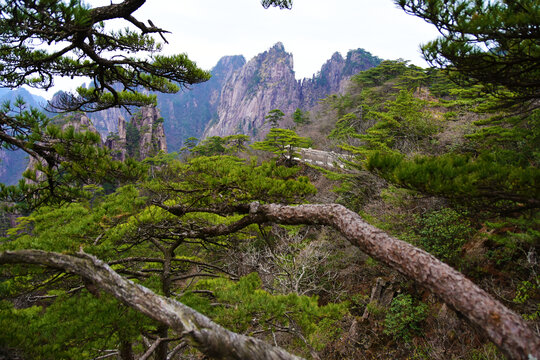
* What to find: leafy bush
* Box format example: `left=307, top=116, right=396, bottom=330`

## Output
left=181, top=273, right=348, bottom=354
left=414, top=208, right=474, bottom=264
left=384, top=294, right=428, bottom=342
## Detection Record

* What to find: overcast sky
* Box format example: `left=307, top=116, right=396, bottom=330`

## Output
left=29, top=0, right=441, bottom=99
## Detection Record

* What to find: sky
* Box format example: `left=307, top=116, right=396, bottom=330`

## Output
left=27, top=0, right=441, bottom=99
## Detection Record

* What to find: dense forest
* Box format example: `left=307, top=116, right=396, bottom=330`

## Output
left=0, top=0, right=538, bottom=360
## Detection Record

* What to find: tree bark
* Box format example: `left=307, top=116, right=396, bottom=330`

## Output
left=248, top=203, right=540, bottom=360
left=0, top=250, right=303, bottom=360
left=1, top=202, right=539, bottom=359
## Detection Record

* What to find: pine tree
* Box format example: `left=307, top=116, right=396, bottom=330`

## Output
left=265, top=108, right=286, bottom=128
left=395, top=0, right=540, bottom=109
left=252, top=128, right=312, bottom=166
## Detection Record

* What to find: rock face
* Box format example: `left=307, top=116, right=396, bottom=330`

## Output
left=206, top=43, right=300, bottom=139
left=158, top=55, right=246, bottom=152
left=0, top=43, right=381, bottom=184
left=0, top=88, right=47, bottom=185
left=299, top=49, right=381, bottom=106
left=86, top=55, right=245, bottom=152
left=25, top=107, right=166, bottom=181
left=133, top=106, right=167, bottom=159
left=91, top=107, right=125, bottom=139
left=25, top=113, right=102, bottom=184
left=105, top=106, right=167, bottom=161
left=104, top=115, right=127, bottom=161
left=204, top=43, right=381, bottom=140
left=49, top=43, right=379, bottom=147
left=62, top=113, right=100, bottom=134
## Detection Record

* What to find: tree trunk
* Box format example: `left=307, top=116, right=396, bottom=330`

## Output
left=119, top=340, right=134, bottom=360
left=248, top=203, right=540, bottom=360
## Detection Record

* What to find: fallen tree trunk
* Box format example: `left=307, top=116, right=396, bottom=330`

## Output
left=1, top=202, right=539, bottom=359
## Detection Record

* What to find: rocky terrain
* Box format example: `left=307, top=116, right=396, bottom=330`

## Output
left=105, top=106, right=167, bottom=161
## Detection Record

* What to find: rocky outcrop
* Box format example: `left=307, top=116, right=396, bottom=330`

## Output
left=25, top=113, right=102, bottom=184
left=24, top=107, right=166, bottom=181
left=47, top=44, right=379, bottom=147
left=61, top=113, right=100, bottom=134
left=300, top=48, right=381, bottom=107
left=104, top=115, right=127, bottom=161
left=157, top=55, right=245, bottom=151
left=204, top=43, right=381, bottom=140
left=133, top=106, right=167, bottom=159
left=206, top=43, right=300, bottom=139
left=0, top=43, right=381, bottom=185
left=105, top=106, right=167, bottom=161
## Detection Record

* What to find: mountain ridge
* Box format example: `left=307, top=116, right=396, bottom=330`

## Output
left=204, top=42, right=381, bottom=140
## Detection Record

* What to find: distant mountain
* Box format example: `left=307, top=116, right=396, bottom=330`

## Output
left=158, top=55, right=246, bottom=152
left=89, top=43, right=381, bottom=147
left=0, top=88, right=47, bottom=108
left=0, top=44, right=382, bottom=184
left=204, top=43, right=381, bottom=139
left=84, top=55, right=246, bottom=152
left=0, top=88, right=48, bottom=185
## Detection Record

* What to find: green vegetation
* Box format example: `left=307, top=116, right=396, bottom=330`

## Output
left=182, top=273, right=347, bottom=355
left=396, top=0, right=540, bottom=108
left=0, top=0, right=538, bottom=359
left=414, top=208, right=473, bottom=265
left=188, top=134, right=250, bottom=156
left=384, top=294, right=428, bottom=342
left=125, top=121, right=141, bottom=158
left=293, top=108, right=310, bottom=126
left=252, top=128, right=312, bottom=166
left=265, top=108, right=286, bottom=128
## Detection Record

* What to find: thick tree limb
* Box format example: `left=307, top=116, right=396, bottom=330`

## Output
left=247, top=203, right=540, bottom=360
left=0, top=250, right=302, bottom=360
left=159, top=202, right=540, bottom=360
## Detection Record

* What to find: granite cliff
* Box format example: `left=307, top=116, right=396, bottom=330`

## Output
left=158, top=55, right=245, bottom=152
left=25, top=106, right=167, bottom=182
left=76, top=55, right=245, bottom=152
left=0, top=43, right=381, bottom=184
left=87, top=43, right=381, bottom=145
left=105, top=106, right=167, bottom=161
left=204, top=43, right=381, bottom=139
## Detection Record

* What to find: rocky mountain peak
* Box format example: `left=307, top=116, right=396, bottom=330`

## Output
left=271, top=41, right=286, bottom=52
left=329, top=51, right=344, bottom=62
left=204, top=44, right=382, bottom=140
left=204, top=43, right=299, bottom=139
left=211, top=55, right=246, bottom=79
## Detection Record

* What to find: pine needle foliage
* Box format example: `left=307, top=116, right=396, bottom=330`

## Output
left=396, top=0, right=540, bottom=109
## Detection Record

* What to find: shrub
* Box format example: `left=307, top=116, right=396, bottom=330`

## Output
left=415, top=208, right=474, bottom=264
left=384, top=294, right=428, bottom=342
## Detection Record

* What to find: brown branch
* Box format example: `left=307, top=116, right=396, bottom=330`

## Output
left=246, top=203, right=540, bottom=360
left=0, top=250, right=303, bottom=360
left=90, top=0, right=147, bottom=23
left=160, top=201, right=540, bottom=359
